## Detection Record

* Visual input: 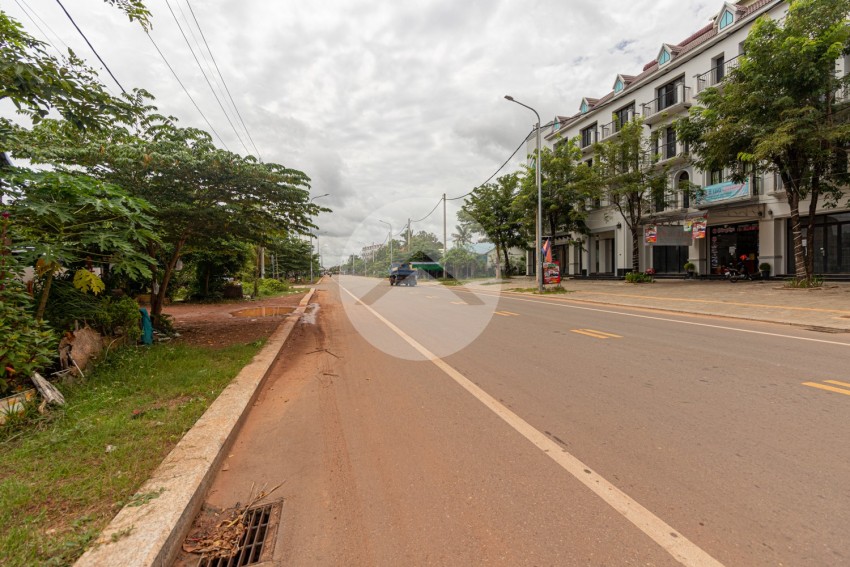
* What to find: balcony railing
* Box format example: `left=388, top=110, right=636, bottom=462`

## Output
left=641, top=85, right=692, bottom=124
left=580, top=128, right=598, bottom=150
left=695, top=55, right=741, bottom=94
left=599, top=110, right=635, bottom=141
left=653, top=139, right=689, bottom=164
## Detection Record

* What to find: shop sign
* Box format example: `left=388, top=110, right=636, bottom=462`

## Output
left=656, top=225, right=692, bottom=246
left=697, top=180, right=750, bottom=205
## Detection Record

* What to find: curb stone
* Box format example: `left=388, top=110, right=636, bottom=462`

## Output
left=75, top=289, right=316, bottom=567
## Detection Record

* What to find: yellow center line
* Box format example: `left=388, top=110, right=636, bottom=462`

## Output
left=450, top=301, right=466, bottom=305
left=824, top=379, right=850, bottom=389
left=571, top=329, right=614, bottom=339
left=494, top=311, right=520, bottom=317
left=802, top=382, right=850, bottom=396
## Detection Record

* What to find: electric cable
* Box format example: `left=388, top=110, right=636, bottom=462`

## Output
left=163, top=0, right=251, bottom=155
left=145, top=32, right=230, bottom=151
left=54, top=0, right=126, bottom=94
left=13, top=0, right=63, bottom=57
left=411, top=198, right=442, bottom=223
left=185, top=0, right=263, bottom=160
left=446, top=127, right=534, bottom=201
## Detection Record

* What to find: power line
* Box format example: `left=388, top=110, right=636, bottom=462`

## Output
left=411, top=199, right=442, bottom=223
left=446, top=127, right=534, bottom=201
left=54, top=0, right=126, bottom=94
left=163, top=0, right=250, bottom=155
left=145, top=32, right=230, bottom=151
left=13, top=0, right=62, bottom=57
left=185, top=0, right=263, bottom=160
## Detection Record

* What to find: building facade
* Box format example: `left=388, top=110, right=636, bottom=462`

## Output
left=538, top=0, right=850, bottom=278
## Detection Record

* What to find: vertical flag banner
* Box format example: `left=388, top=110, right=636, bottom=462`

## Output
left=692, top=218, right=706, bottom=239
left=542, top=237, right=553, bottom=263
left=645, top=226, right=657, bottom=244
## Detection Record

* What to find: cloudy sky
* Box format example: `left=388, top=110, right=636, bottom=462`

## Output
left=3, top=0, right=719, bottom=265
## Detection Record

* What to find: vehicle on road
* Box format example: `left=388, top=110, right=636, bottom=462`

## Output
left=389, top=262, right=417, bottom=286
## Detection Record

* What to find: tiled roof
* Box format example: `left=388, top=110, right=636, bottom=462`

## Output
left=573, top=0, right=777, bottom=118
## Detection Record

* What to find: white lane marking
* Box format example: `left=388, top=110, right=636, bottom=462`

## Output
left=339, top=284, right=723, bottom=567
left=463, top=289, right=850, bottom=347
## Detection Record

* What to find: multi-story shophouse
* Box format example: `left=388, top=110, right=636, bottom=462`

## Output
left=536, top=0, right=850, bottom=278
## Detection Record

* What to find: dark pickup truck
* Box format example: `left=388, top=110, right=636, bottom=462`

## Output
left=389, top=262, right=417, bottom=286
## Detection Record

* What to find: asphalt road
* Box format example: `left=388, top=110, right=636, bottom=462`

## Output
left=194, top=276, right=850, bottom=566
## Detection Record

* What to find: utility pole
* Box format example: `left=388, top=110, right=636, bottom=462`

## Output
left=443, top=193, right=447, bottom=256
left=407, top=218, right=411, bottom=251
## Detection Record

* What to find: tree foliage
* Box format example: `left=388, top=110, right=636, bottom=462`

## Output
left=461, top=174, right=524, bottom=274
left=593, top=118, right=670, bottom=272
left=678, top=0, right=850, bottom=279
left=515, top=137, right=592, bottom=241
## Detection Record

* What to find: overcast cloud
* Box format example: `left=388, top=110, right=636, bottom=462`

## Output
left=3, top=0, right=718, bottom=265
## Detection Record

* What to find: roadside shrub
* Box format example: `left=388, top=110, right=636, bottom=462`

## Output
left=0, top=213, right=57, bottom=396
left=257, top=278, right=290, bottom=296
left=625, top=271, right=654, bottom=283
left=96, top=297, right=142, bottom=343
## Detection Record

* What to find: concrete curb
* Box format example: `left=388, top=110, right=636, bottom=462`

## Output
left=75, top=289, right=316, bottom=567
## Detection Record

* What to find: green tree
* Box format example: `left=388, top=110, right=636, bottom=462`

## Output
left=678, top=0, right=850, bottom=280
left=451, top=222, right=474, bottom=249
left=593, top=118, right=670, bottom=273
left=14, top=114, right=321, bottom=322
left=4, top=170, right=157, bottom=320
left=461, top=174, right=524, bottom=275
left=515, top=137, right=592, bottom=242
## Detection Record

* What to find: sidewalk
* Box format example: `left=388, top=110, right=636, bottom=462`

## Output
left=465, top=277, right=850, bottom=332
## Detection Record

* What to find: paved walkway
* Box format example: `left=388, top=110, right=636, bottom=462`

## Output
left=463, top=277, right=850, bottom=332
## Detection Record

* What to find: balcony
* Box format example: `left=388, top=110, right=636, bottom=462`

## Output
left=641, top=85, right=692, bottom=125
left=579, top=128, right=598, bottom=153
left=599, top=112, right=634, bottom=142
left=695, top=55, right=740, bottom=95
left=652, top=139, right=689, bottom=167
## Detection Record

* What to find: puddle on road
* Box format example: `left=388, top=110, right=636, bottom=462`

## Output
left=231, top=306, right=295, bottom=318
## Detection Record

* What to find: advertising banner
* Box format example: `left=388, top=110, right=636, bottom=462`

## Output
left=543, top=261, right=561, bottom=285
left=697, top=180, right=750, bottom=205
left=645, top=225, right=657, bottom=244
left=692, top=218, right=706, bottom=239
left=656, top=225, right=692, bottom=246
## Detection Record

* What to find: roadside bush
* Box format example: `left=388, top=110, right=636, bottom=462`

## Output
left=0, top=213, right=57, bottom=396
left=785, top=276, right=824, bottom=288
left=257, top=278, right=290, bottom=296
left=625, top=271, right=654, bottom=283
left=96, top=297, right=142, bottom=343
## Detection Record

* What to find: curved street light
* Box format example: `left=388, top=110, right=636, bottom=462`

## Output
left=505, top=95, right=543, bottom=293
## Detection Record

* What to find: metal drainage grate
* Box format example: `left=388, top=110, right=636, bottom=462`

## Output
left=198, top=503, right=275, bottom=567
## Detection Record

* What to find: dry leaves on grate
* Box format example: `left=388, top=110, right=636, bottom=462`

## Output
left=183, top=481, right=284, bottom=559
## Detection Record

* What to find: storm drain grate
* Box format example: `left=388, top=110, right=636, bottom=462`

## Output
left=198, top=503, right=274, bottom=567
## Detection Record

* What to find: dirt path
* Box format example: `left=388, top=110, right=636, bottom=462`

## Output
left=161, top=292, right=309, bottom=348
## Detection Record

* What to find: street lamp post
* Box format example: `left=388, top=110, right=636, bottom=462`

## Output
left=379, top=219, right=393, bottom=266
left=309, top=193, right=330, bottom=283
left=505, top=95, right=543, bottom=293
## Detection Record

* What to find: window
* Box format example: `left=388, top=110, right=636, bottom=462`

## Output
left=710, top=169, right=723, bottom=185
left=581, top=101, right=589, bottom=113
left=713, top=54, right=725, bottom=84
left=614, top=103, right=634, bottom=130
left=614, top=78, right=624, bottom=92
left=580, top=124, right=597, bottom=148
left=657, top=78, right=683, bottom=111
left=664, top=127, right=677, bottom=160
left=679, top=172, right=691, bottom=209
left=719, top=10, right=734, bottom=30
left=658, top=48, right=671, bottom=66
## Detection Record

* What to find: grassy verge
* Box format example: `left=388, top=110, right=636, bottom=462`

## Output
left=508, top=286, right=572, bottom=294
left=0, top=340, right=263, bottom=566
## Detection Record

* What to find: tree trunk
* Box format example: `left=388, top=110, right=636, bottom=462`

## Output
left=502, top=242, right=511, bottom=276
left=153, top=238, right=185, bottom=320
left=786, top=190, right=807, bottom=280
left=35, top=270, right=54, bottom=321
left=203, top=266, right=210, bottom=297
left=253, top=245, right=261, bottom=298
left=630, top=226, right=640, bottom=273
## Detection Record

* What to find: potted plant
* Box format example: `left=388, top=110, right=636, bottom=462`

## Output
left=683, top=261, right=696, bottom=279
left=759, top=262, right=771, bottom=279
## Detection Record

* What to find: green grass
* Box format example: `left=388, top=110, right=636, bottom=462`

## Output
left=507, top=286, right=572, bottom=294
left=0, top=340, right=263, bottom=567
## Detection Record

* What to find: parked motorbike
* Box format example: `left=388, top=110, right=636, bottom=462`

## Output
left=722, top=262, right=753, bottom=282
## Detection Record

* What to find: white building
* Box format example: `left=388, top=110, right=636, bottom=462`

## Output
left=536, top=0, right=849, bottom=278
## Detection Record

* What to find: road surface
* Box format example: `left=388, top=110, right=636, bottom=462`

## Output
left=189, top=275, right=850, bottom=566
